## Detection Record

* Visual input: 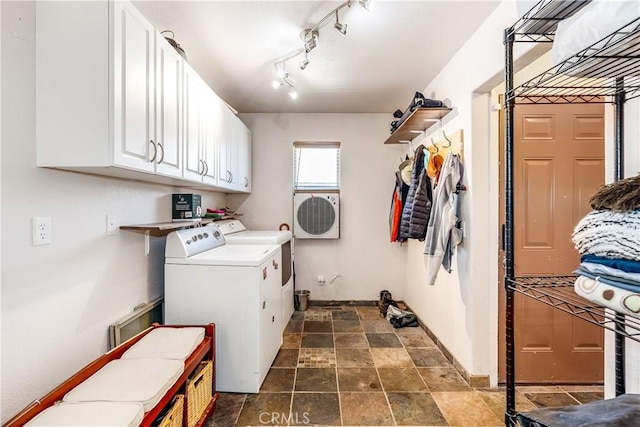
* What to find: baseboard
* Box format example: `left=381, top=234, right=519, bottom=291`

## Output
left=308, top=300, right=377, bottom=307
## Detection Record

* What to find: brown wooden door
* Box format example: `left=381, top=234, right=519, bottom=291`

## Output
left=499, top=102, right=605, bottom=383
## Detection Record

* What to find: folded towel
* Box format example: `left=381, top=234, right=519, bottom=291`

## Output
left=581, top=262, right=640, bottom=283
left=571, top=210, right=640, bottom=261
left=574, top=267, right=640, bottom=293
left=581, top=254, right=640, bottom=273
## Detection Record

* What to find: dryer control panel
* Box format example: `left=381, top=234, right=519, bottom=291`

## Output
left=165, top=224, right=226, bottom=258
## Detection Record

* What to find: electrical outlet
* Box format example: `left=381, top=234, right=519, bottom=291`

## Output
left=106, top=214, right=118, bottom=236
left=32, top=217, right=52, bottom=246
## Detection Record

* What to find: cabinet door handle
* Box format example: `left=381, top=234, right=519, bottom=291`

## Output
left=199, top=159, right=205, bottom=175
left=244, top=177, right=249, bottom=187
left=149, top=140, right=158, bottom=163
left=272, top=315, right=275, bottom=323
left=157, top=142, right=165, bottom=164
left=263, top=267, right=267, bottom=280
left=203, top=161, right=209, bottom=177
left=226, top=170, right=232, bottom=183
left=230, top=171, right=234, bottom=183
left=262, top=301, right=266, bottom=309
left=273, top=260, right=279, bottom=270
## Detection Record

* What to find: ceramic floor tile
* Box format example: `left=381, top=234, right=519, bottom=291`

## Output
left=284, top=320, right=303, bottom=334
left=272, top=349, right=299, bottom=368
left=294, top=367, right=338, bottom=392
left=361, top=319, right=394, bottom=333
left=370, top=348, right=414, bottom=368
left=282, top=334, right=302, bottom=349
left=303, top=320, right=333, bottom=333
left=334, top=333, right=369, bottom=348
left=300, top=333, right=334, bottom=348
left=336, top=348, right=375, bottom=368
left=397, top=332, right=437, bottom=348
left=431, top=391, right=503, bottom=426
left=407, top=347, right=450, bottom=367
left=378, top=367, right=428, bottom=392
left=260, top=368, right=296, bottom=392
left=291, top=311, right=305, bottom=321
left=236, top=393, right=292, bottom=426
left=387, top=392, right=448, bottom=426
left=206, top=392, right=246, bottom=427
left=337, top=367, right=382, bottom=392
left=366, top=333, right=403, bottom=348
left=297, top=347, right=336, bottom=368
left=417, top=367, right=471, bottom=392
left=475, top=388, right=538, bottom=419
left=291, top=392, right=341, bottom=426
left=340, top=392, right=394, bottom=426
left=331, top=310, right=360, bottom=321
left=567, top=391, right=604, bottom=404
left=333, top=320, right=364, bottom=333
left=304, top=310, right=332, bottom=321
left=357, top=306, right=384, bottom=320
left=524, top=392, right=581, bottom=408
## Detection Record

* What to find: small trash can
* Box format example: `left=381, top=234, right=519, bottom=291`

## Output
left=294, top=290, right=310, bottom=311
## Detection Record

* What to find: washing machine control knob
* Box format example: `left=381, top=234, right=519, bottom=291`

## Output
left=203, top=232, right=209, bottom=238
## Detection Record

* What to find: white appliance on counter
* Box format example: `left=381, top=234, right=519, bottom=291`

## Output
left=216, top=220, right=295, bottom=329
left=164, top=223, right=282, bottom=393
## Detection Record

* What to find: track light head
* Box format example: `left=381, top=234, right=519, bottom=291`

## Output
left=300, top=28, right=319, bottom=53
left=272, top=80, right=282, bottom=89
left=299, top=58, right=310, bottom=70
left=359, top=0, right=373, bottom=11
left=334, top=11, right=347, bottom=35
left=289, top=90, right=298, bottom=100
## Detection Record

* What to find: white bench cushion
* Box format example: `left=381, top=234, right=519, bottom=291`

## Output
left=122, top=327, right=205, bottom=361
left=25, top=402, right=144, bottom=427
left=63, top=359, right=183, bottom=411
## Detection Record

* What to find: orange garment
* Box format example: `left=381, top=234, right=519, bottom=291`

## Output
left=427, top=153, right=444, bottom=182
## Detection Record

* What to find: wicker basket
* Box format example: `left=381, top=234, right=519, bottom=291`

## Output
left=157, top=394, right=184, bottom=427
left=187, top=361, right=213, bottom=427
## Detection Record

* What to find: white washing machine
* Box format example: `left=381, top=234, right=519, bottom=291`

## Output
left=164, top=223, right=283, bottom=393
left=216, top=220, right=295, bottom=329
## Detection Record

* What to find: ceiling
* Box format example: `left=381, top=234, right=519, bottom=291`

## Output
left=133, top=1, right=501, bottom=114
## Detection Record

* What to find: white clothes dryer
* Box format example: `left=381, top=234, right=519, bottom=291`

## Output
left=216, top=220, right=295, bottom=328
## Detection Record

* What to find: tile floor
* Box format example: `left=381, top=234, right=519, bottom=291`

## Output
left=207, top=305, right=604, bottom=426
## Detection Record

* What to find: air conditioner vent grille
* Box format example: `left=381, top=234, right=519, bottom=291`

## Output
left=297, top=197, right=336, bottom=235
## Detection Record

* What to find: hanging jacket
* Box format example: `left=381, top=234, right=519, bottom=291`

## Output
left=399, top=145, right=432, bottom=241
left=424, top=152, right=464, bottom=285
left=389, top=170, right=406, bottom=242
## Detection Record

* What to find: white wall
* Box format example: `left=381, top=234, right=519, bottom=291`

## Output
left=228, top=114, right=407, bottom=301
left=1, top=2, right=226, bottom=421
left=401, top=0, right=529, bottom=381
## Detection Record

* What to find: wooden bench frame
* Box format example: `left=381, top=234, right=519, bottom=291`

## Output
left=4, top=323, right=218, bottom=427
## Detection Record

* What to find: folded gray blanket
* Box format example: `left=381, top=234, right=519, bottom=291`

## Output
left=571, top=210, right=640, bottom=261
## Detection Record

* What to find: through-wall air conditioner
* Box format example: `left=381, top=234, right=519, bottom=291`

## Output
left=293, top=192, right=340, bottom=239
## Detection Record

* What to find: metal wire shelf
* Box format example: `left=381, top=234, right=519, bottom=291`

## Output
left=506, top=1, right=640, bottom=104
left=508, top=276, right=640, bottom=344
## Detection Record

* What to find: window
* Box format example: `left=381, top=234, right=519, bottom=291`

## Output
left=293, top=141, right=340, bottom=191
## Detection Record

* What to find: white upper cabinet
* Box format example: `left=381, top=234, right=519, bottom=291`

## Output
left=35, top=0, right=250, bottom=192
left=154, top=31, right=183, bottom=178
left=218, top=105, right=252, bottom=193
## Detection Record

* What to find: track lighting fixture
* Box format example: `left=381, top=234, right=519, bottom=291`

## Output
left=334, top=11, right=347, bottom=35
left=270, top=0, right=373, bottom=100
left=299, top=51, right=310, bottom=70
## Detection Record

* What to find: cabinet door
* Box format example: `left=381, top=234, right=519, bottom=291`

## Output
left=183, top=65, right=203, bottom=182
left=154, top=33, right=183, bottom=178
left=259, top=253, right=283, bottom=377
left=112, top=2, right=155, bottom=173
left=217, top=106, right=238, bottom=189
left=201, top=91, right=222, bottom=186
left=237, top=124, right=252, bottom=192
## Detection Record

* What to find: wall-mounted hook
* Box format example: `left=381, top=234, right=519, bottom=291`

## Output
left=430, top=137, right=439, bottom=153
left=442, top=130, right=453, bottom=148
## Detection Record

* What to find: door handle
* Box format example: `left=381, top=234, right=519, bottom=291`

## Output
left=273, top=260, right=279, bottom=270
left=149, top=140, right=158, bottom=163
left=157, top=142, right=165, bottom=164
